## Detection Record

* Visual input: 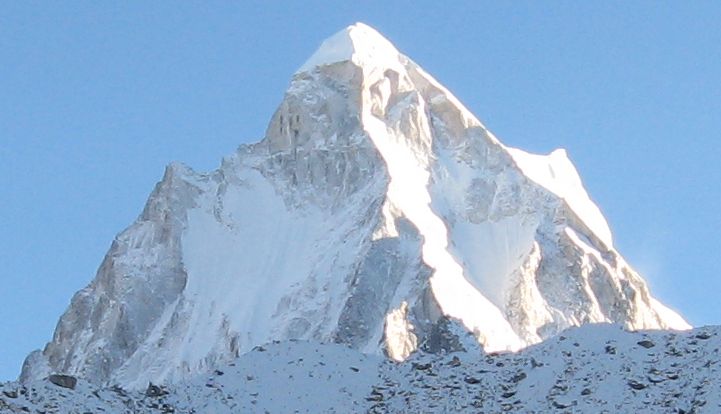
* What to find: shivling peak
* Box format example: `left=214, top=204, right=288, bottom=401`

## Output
left=21, top=23, right=688, bottom=388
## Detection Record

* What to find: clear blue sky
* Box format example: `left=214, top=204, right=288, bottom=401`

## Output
left=2, top=2, right=720, bottom=381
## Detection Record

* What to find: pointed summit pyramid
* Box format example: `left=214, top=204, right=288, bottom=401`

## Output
left=297, top=22, right=402, bottom=73
left=21, top=23, right=689, bottom=388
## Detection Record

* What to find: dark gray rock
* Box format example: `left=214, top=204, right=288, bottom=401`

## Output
left=146, top=382, right=168, bottom=397
left=637, top=340, right=655, bottom=349
left=628, top=380, right=647, bottom=390
left=511, top=372, right=527, bottom=383
left=695, top=332, right=712, bottom=340
left=48, top=374, right=77, bottom=390
left=2, top=389, right=18, bottom=399
left=412, top=362, right=432, bottom=371
left=448, top=356, right=461, bottom=367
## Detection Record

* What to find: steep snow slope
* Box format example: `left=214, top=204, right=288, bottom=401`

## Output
left=21, top=22, right=688, bottom=387
left=4, top=325, right=720, bottom=413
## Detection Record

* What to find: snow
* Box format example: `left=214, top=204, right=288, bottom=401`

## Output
left=356, top=53, right=525, bottom=352
left=297, top=22, right=403, bottom=74
left=650, top=298, right=692, bottom=330
left=109, top=161, right=382, bottom=388
left=450, top=216, right=538, bottom=308
left=4, top=325, right=720, bottom=413
left=507, top=147, right=614, bottom=247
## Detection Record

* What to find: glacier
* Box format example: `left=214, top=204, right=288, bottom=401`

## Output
left=20, top=22, right=689, bottom=388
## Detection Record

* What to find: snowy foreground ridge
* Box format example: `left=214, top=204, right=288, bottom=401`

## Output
left=3, top=326, right=720, bottom=413
left=20, top=22, right=688, bottom=391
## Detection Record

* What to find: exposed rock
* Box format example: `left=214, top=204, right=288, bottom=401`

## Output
left=48, top=374, right=77, bottom=390
left=628, top=380, right=647, bottom=390
left=412, top=362, right=432, bottom=371
left=145, top=383, right=168, bottom=397
left=637, top=340, right=655, bottom=349
left=448, top=356, right=462, bottom=367
left=510, top=372, right=527, bottom=383
left=2, top=389, right=18, bottom=399
left=552, top=399, right=576, bottom=409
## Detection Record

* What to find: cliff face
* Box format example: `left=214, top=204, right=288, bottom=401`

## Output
left=21, top=23, right=688, bottom=388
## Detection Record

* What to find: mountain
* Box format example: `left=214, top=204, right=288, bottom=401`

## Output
left=20, top=22, right=688, bottom=388
left=4, top=325, right=719, bottom=413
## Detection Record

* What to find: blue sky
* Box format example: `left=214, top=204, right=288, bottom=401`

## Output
left=1, top=2, right=720, bottom=381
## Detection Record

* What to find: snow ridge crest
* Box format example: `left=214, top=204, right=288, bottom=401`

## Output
left=297, top=22, right=403, bottom=73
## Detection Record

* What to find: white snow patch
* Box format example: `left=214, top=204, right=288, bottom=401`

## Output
left=450, top=217, right=537, bottom=310
left=650, top=298, right=692, bottom=330
left=508, top=147, right=614, bottom=247
left=297, top=22, right=403, bottom=74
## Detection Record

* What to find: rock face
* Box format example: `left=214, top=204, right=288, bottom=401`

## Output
left=21, top=22, right=688, bottom=388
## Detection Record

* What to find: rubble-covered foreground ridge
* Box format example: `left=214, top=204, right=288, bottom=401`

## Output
left=21, top=22, right=687, bottom=387
left=3, top=325, right=721, bottom=413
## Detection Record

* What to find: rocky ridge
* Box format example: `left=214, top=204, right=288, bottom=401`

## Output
left=3, top=325, right=719, bottom=413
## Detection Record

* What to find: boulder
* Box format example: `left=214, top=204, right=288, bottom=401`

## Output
left=48, top=374, right=77, bottom=390
left=146, top=382, right=168, bottom=397
left=637, top=340, right=655, bottom=349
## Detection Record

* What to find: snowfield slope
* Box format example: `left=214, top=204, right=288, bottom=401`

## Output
left=21, top=22, right=688, bottom=388
left=3, top=325, right=720, bottom=413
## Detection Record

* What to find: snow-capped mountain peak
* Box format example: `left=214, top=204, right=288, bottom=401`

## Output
left=297, top=22, right=402, bottom=74
left=20, top=22, right=688, bottom=388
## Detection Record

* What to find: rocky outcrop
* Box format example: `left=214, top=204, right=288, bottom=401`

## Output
left=48, top=374, right=77, bottom=390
